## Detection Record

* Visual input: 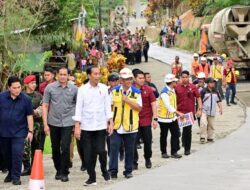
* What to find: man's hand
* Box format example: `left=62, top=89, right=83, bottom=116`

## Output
left=44, top=124, right=50, bottom=136
left=152, top=120, right=158, bottom=129
left=26, top=132, right=33, bottom=142
left=74, top=123, right=81, bottom=140
left=196, top=110, right=202, bottom=118
left=122, top=94, right=128, bottom=102
left=177, top=111, right=184, bottom=118
left=107, top=120, right=114, bottom=136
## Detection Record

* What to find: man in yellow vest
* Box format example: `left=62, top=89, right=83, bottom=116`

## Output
left=223, top=59, right=237, bottom=106
left=109, top=68, right=142, bottom=179
left=158, top=74, right=184, bottom=159
left=210, top=57, right=224, bottom=99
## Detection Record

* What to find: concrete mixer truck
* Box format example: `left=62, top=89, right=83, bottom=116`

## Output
left=199, top=5, right=250, bottom=80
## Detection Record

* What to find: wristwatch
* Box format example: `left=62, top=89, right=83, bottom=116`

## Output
left=28, top=130, right=33, bottom=134
left=153, top=118, right=158, bottom=122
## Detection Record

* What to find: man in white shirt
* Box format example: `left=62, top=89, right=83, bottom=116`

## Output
left=74, top=66, right=113, bottom=186
left=109, top=68, right=142, bottom=179
left=158, top=74, right=183, bottom=159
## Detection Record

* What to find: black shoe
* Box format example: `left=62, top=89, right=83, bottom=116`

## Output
left=2, top=169, right=8, bottom=173
left=102, top=173, right=111, bottom=181
left=171, top=153, right=182, bottom=159
left=145, top=159, right=152, bottom=168
left=12, top=179, right=21, bottom=185
left=4, top=174, right=12, bottom=183
left=84, top=179, right=97, bottom=186
left=61, top=175, right=69, bottom=182
left=69, top=161, right=73, bottom=168
left=21, top=168, right=31, bottom=176
left=207, top=139, right=214, bottom=142
left=80, top=165, right=86, bottom=172
left=133, top=164, right=138, bottom=170
left=110, top=173, right=117, bottom=179
left=230, top=101, right=237, bottom=105
left=184, top=150, right=191, bottom=156
left=161, top=153, right=170, bottom=159
left=55, top=172, right=62, bottom=180
left=124, top=173, right=133, bottom=179
left=200, top=138, right=206, bottom=144
left=227, top=103, right=231, bottom=106
left=137, top=144, right=142, bottom=149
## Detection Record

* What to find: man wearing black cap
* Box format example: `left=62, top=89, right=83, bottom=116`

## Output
left=200, top=77, right=223, bottom=143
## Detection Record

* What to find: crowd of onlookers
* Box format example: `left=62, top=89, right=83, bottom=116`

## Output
left=160, top=15, right=182, bottom=48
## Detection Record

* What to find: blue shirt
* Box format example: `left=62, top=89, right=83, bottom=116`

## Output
left=0, top=91, right=33, bottom=138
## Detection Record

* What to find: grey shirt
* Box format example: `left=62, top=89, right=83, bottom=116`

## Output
left=43, top=81, right=78, bottom=127
left=201, top=88, right=221, bottom=116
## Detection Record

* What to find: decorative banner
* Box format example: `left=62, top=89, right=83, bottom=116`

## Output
left=178, top=112, right=194, bottom=128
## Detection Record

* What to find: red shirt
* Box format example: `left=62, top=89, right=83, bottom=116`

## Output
left=175, top=83, right=200, bottom=115
left=39, top=81, right=54, bottom=95
left=138, top=85, right=156, bottom=127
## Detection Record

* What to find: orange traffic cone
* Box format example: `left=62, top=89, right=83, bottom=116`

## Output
left=28, top=150, right=45, bottom=190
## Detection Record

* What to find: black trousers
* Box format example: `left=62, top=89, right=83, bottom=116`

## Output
left=49, top=125, right=73, bottom=176
left=135, top=50, right=142, bottom=63
left=159, top=120, right=180, bottom=155
left=76, top=139, right=85, bottom=168
left=143, top=49, right=148, bottom=62
left=1, top=137, right=25, bottom=180
left=182, top=125, right=192, bottom=152
left=0, top=138, right=8, bottom=171
left=134, top=126, right=152, bottom=165
left=81, top=130, right=108, bottom=181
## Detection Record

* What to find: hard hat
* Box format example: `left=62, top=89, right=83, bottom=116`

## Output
left=119, top=68, right=133, bottom=79
left=235, top=70, right=240, bottom=77
left=221, top=53, right=227, bottom=60
left=193, top=53, right=199, bottom=58
left=200, top=57, right=207, bottom=61
left=197, top=72, right=206, bottom=79
left=164, top=74, right=178, bottom=83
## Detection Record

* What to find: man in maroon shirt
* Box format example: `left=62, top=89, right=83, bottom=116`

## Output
left=39, top=68, right=55, bottom=95
left=175, top=70, right=202, bottom=155
left=38, top=68, right=55, bottom=151
left=133, top=70, right=158, bottom=169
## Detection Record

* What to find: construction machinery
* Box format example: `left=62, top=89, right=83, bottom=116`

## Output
left=200, top=5, right=250, bottom=79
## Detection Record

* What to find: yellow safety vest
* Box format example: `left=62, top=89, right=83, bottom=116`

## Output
left=158, top=87, right=177, bottom=119
left=225, top=68, right=236, bottom=83
left=211, top=64, right=222, bottom=79
left=112, top=85, right=140, bottom=132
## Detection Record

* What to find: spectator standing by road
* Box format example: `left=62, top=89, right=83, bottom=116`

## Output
left=142, top=37, right=150, bottom=62
left=0, top=76, right=33, bottom=185
left=223, top=59, right=237, bottom=106
left=42, top=67, right=78, bottom=182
